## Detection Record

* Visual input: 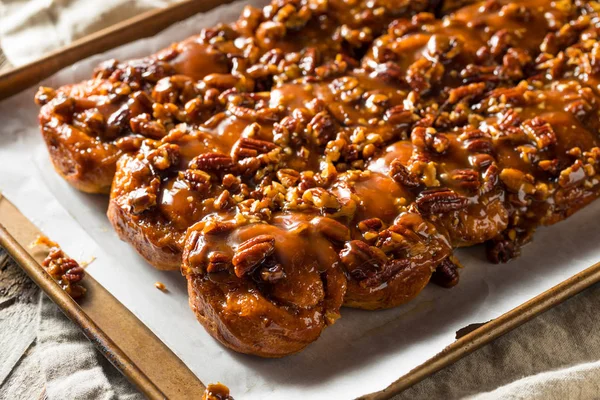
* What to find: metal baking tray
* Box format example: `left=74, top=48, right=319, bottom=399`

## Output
left=2, top=1, right=600, bottom=398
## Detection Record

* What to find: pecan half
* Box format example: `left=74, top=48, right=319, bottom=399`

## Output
left=231, top=137, right=278, bottom=160
left=311, top=217, right=350, bottom=242
left=447, top=82, right=486, bottom=104
left=486, top=238, right=520, bottom=264
left=183, top=169, right=211, bottom=192
left=430, top=258, right=460, bottom=288
left=206, top=251, right=232, bottom=273
left=390, top=159, right=420, bottom=188
left=190, top=153, right=234, bottom=172
left=339, top=240, right=387, bottom=282
left=276, top=169, right=300, bottom=188
left=232, top=235, right=276, bottom=277
left=522, top=117, right=557, bottom=150
left=450, top=169, right=480, bottom=192
left=42, top=247, right=86, bottom=299
left=499, top=168, right=535, bottom=195
left=415, top=188, right=469, bottom=215
left=357, top=218, right=384, bottom=232
left=481, top=163, right=500, bottom=194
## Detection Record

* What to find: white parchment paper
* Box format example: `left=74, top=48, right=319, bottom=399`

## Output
left=2, top=1, right=600, bottom=398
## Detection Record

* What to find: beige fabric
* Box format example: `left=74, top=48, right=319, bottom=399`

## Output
left=393, top=282, right=600, bottom=399
left=1, top=2, right=600, bottom=399
left=0, top=0, right=177, bottom=66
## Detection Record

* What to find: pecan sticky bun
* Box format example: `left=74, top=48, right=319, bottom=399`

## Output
left=36, top=0, right=600, bottom=357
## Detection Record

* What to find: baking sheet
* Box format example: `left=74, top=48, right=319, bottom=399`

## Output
left=2, top=1, right=600, bottom=398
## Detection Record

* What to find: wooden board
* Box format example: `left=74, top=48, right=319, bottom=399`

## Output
left=0, top=195, right=204, bottom=399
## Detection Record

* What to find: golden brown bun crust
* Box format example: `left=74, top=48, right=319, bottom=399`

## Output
left=107, top=152, right=187, bottom=271
left=39, top=102, right=118, bottom=194
left=182, top=217, right=347, bottom=357
left=187, top=276, right=323, bottom=358
left=107, top=200, right=181, bottom=271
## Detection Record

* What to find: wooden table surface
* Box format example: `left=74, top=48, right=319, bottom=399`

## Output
left=0, top=49, right=47, bottom=399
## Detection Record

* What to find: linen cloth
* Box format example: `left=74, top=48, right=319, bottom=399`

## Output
left=1, top=1, right=600, bottom=399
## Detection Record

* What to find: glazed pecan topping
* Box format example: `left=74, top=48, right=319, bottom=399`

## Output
left=190, top=153, right=234, bottom=172
left=357, top=218, right=384, bottom=233
left=447, top=82, right=486, bottom=104
left=183, top=169, right=211, bottom=192
left=232, top=235, right=276, bottom=277
left=499, top=168, right=535, bottom=195
left=486, top=238, right=520, bottom=264
left=231, top=137, right=278, bottom=159
left=339, top=240, right=387, bottom=281
left=415, top=188, right=469, bottom=215
left=412, top=127, right=450, bottom=154
left=310, top=217, right=351, bottom=242
left=147, top=144, right=180, bottom=170
left=522, top=117, right=557, bottom=150
left=430, top=258, right=460, bottom=288
left=450, top=169, right=480, bottom=192
left=42, top=247, right=86, bottom=299
left=390, top=159, right=421, bottom=188
left=276, top=169, right=300, bottom=188
left=206, top=251, right=232, bottom=273
left=260, top=263, right=285, bottom=282
left=129, top=177, right=160, bottom=214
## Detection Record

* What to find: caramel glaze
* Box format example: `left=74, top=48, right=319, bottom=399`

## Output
left=108, top=83, right=317, bottom=270
left=38, top=0, right=600, bottom=357
left=182, top=213, right=346, bottom=357
left=38, top=0, right=435, bottom=193
left=362, top=0, right=575, bottom=95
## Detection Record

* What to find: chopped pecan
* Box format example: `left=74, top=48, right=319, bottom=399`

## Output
left=35, top=87, right=57, bottom=106
left=406, top=58, right=444, bottom=93
left=390, top=159, right=421, bottom=188
left=415, top=188, right=469, bottom=215
left=558, top=160, right=586, bottom=189
left=129, top=177, right=160, bottom=214
left=232, top=235, right=276, bottom=277
left=302, top=188, right=341, bottom=210
left=130, top=113, right=167, bottom=139
left=147, top=144, right=180, bottom=170
left=430, top=258, right=460, bottom=288
left=308, top=112, right=336, bottom=145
